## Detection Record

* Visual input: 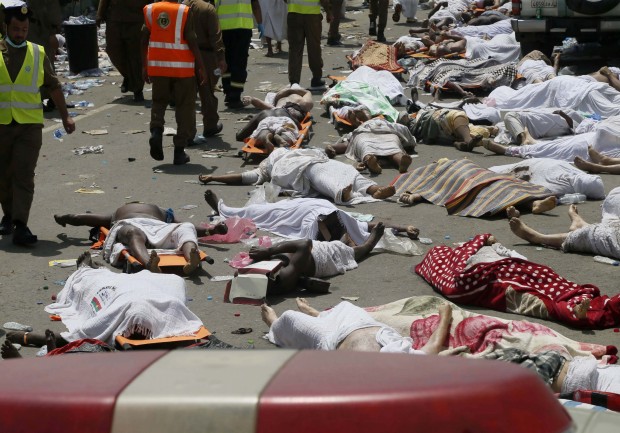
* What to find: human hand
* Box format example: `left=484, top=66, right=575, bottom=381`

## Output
left=63, top=117, right=76, bottom=134
left=257, top=23, right=264, bottom=38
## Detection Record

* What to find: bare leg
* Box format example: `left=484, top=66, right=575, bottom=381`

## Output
left=296, top=297, right=320, bottom=317
left=574, top=156, right=620, bottom=174
left=353, top=222, right=385, bottom=260
left=587, top=146, right=620, bottom=165
left=275, top=41, right=282, bottom=53
left=181, top=242, right=201, bottom=275
left=420, top=304, right=453, bottom=355
left=261, top=304, right=278, bottom=326
left=509, top=217, right=568, bottom=248
left=116, top=225, right=151, bottom=266
left=366, top=185, right=396, bottom=199
left=54, top=213, right=113, bottom=228
left=204, top=189, right=220, bottom=214
left=266, top=37, right=274, bottom=57
left=482, top=139, right=509, bottom=155
left=391, top=153, right=412, bottom=173
left=530, top=196, right=557, bottom=214
left=198, top=173, right=245, bottom=185
left=568, top=204, right=589, bottom=231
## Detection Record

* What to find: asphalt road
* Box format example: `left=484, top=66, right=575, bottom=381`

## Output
left=1, top=2, right=619, bottom=358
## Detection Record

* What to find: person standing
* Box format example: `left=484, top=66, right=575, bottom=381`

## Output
left=215, top=0, right=262, bottom=109
left=369, top=0, right=388, bottom=42
left=258, top=0, right=287, bottom=56
left=184, top=0, right=227, bottom=138
left=96, top=0, right=150, bottom=102
left=287, top=0, right=331, bottom=89
left=327, top=0, right=343, bottom=46
left=141, top=0, right=207, bottom=165
left=0, top=1, right=76, bottom=245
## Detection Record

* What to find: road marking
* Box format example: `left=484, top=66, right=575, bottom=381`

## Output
left=43, top=103, right=116, bottom=133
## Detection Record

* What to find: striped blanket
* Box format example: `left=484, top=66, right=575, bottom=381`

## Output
left=391, top=159, right=552, bottom=217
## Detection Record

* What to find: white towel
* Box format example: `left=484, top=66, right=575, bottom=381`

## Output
left=311, top=240, right=358, bottom=278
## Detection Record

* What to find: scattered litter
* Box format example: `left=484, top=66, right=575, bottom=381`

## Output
left=51, top=294, right=57, bottom=301
left=3, top=322, right=33, bottom=332
left=36, top=301, right=44, bottom=305
left=49, top=259, right=77, bottom=267
left=122, top=129, right=146, bottom=134
left=53, top=128, right=67, bottom=141
left=231, top=327, right=253, bottom=335
left=163, top=127, right=177, bottom=136
left=83, top=129, right=108, bottom=136
left=75, top=188, right=105, bottom=194
left=614, top=328, right=619, bottom=332
left=234, top=312, right=241, bottom=317
left=70, top=100, right=94, bottom=108
left=444, top=235, right=451, bottom=240
left=209, top=275, right=234, bottom=282
left=341, top=296, right=359, bottom=301
left=187, top=298, right=193, bottom=302
left=346, top=212, right=373, bottom=222
left=207, top=296, right=213, bottom=300
left=37, top=346, right=48, bottom=357
left=536, top=247, right=543, bottom=251
left=128, top=157, right=136, bottom=162
left=184, top=180, right=201, bottom=184
left=73, top=145, right=104, bottom=155
left=53, top=280, right=66, bottom=286
left=201, top=154, right=221, bottom=158
left=418, top=237, right=433, bottom=245
left=153, top=169, right=164, bottom=173
left=180, top=204, right=198, bottom=210
left=50, top=315, right=61, bottom=321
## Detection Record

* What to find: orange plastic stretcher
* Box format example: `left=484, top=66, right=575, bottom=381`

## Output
left=115, top=326, right=211, bottom=350
left=92, top=227, right=214, bottom=274
left=238, top=112, right=314, bottom=161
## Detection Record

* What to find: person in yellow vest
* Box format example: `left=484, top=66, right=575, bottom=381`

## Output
left=141, top=0, right=207, bottom=165
left=0, top=1, right=76, bottom=246
left=96, top=0, right=151, bottom=102
left=215, top=0, right=262, bottom=109
left=287, top=0, right=331, bottom=90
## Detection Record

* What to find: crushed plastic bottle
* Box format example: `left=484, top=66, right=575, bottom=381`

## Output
left=418, top=237, right=433, bottom=245
left=593, top=255, right=620, bottom=266
left=558, top=193, right=586, bottom=205
left=73, top=100, right=94, bottom=108
left=53, top=128, right=67, bottom=140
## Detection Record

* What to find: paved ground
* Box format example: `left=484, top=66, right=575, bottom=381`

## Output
left=1, top=2, right=619, bottom=358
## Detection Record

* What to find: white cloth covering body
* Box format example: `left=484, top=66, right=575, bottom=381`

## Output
left=562, top=187, right=620, bottom=259
left=218, top=197, right=370, bottom=245
left=344, top=117, right=416, bottom=163
left=258, top=0, right=287, bottom=41
left=517, top=59, right=556, bottom=85
left=347, top=66, right=407, bottom=105
left=451, top=19, right=512, bottom=38
left=561, top=356, right=620, bottom=394
left=504, top=110, right=581, bottom=140
left=464, top=33, right=521, bottom=64
left=488, top=159, right=605, bottom=199
left=311, top=240, right=358, bottom=277
left=103, top=218, right=198, bottom=265
left=267, top=301, right=425, bottom=355
left=45, top=268, right=203, bottom=345
left=486, top=75, right=620, bottom=119
left=249, top=116, right=300, bottom=145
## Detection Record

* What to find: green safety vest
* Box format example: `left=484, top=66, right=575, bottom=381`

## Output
left=288, top=0, right=321, bottom=15
left=215, top=0, right=254, bottom=30
left=0, top=42, right=44, bottom=124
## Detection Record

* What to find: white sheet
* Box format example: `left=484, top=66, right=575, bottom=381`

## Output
left=465, top=33, right=521, bottom=63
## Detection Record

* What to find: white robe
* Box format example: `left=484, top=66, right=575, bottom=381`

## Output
left=393, top=0, right=418, bottom=20
left=517, top=59, right=556, bottom=85
left=259, top=0, right=287, bottom=41
left=343, top=117, right=416, bottom=163
left=465, top=33, right=521, bottom=63
left=451, top=19, right=513, bottom=38
left=311, top=240, right=358, bottom=278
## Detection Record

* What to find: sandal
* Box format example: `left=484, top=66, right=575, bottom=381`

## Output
left=231, top=327, right=253, bottom=335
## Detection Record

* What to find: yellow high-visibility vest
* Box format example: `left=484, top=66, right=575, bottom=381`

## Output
left=0, top=42, right=44, bottom=124
left=215, top=0, right=254, bottom=30
left=287, top=0, right=321, bottom=15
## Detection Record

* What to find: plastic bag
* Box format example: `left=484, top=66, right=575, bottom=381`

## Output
left=245, top=182, right=281, bottom=206
left=229, top=252, right=254, bottom=269
left=373, top=229, right=423, bottom=256
left=198, top=217, right=256, bottom=243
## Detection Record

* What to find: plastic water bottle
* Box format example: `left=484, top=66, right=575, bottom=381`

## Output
left=213, top=68, right=221, bottom=77
left=558, top=193, right=586, bottom=204
left=593, top=255, right=620, bottom=266
left=53, top=128, right=67, bottom=140
left=74, top=100, right=93, bottom=107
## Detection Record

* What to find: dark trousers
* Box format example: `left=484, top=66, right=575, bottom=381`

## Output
left=328, top=0, right=344, bottom=40
left=287, top=13, right=323, bottom=85
left=106, top=21, right=145, bottom=93
left=221, top=28, right=252, bottom=102
left=150, top=76, right=197, bottom=148
left=197, top=49, right=219, bottom=130
left=0, top=123, right=43, bottom=224
left=369, top=0, right=388, bottom=28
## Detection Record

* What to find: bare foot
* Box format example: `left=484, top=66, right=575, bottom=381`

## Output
left=325, top=144, right=336, bottom=159
left=486, top=235, right=498, bottom=246
left=587, top=146, right=607, bottom=164
left=364, top=155, right=382, bottom=174
left=241, top=96, right=253, bottom=106
left=574, top=298, right=591, bottom=319
left=261, top=304, right=278, bottom=326
left=398, top=154, right=412, bottom=173
left=399, top=192, right=422, bottom=205
left=146, top=250, right=161, bottom=273
left=532, top=196, right=557, bottom=214
left=372, top=186, right=395, bottom=200
left=209, top=221, right=228, bottom=235
left=1, top=340, right=21, bottom=359
left=506, top=206, right=520, bottom=219
left=76, top=251, right=97, bottom=269
left=183, top=247, right=201, bottom=275
left=368, top=221, right=386, bottom=246
left=509, top=217, right=539, bottom=244
left=341, top=184, right=353, bottom=202
left=204, top=189, right=219, bottom=214
left=406, top=225, right=420, bottom=240
left=568, top=204, right=588, bottom=231
left=296, top=297, right=320, bottom=317
left=198, top=174, right=212, bottom=184
left=45, top=329, right=57, bottom=352
left=54, top=214, right=68, bottom=227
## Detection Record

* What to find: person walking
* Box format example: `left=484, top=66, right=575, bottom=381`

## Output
left=287, top=0, right=331, bottom=89
left=141, top=0, right=207, bottom=165
left=0, top=1, right=76, bottom=245
left=369, top=0, right=388, bottom=42
left=185, top=0, right=227, bottom=138
left=96, top=0, right=150, bottom=102
left=215, top=0, right=262, bottom=109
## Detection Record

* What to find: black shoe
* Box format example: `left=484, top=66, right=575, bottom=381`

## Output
left=327, top=39, right=344, bottom=47
left=369, top=21, right=377, bottom=36
left=13, top=223, right=37, bottom=246
left=309, top=78, right=326, bottom=90
left=0, top=215, right=14, bottom=235
left=149, top=127, right=164, bottom=161
left=173, top=148, right=190, bottom=165
left=203, top=122, right=223, bottom=137
left=133, top=91, right=144, bottom=102
left=226, top=99, right=245, bottom=110
left=120, top=78, right=128, bottom=93
left=376, top=32, right=387, bottom=43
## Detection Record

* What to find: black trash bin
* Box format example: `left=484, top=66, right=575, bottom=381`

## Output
left=64, top=23, right=98, bottom=73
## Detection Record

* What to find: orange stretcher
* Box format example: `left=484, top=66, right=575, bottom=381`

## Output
left=115, top=326, right=211, bottom=350
left=91, top=227, right=214, bottom=274
left=238, top=112, right=314, bottom=161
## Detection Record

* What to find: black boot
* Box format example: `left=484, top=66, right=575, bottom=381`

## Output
left=120, top=78, right=128, bottom=93
left=173, top=147, right=190, bottom=165
left=377, top=27, right=386, bottom=43
left=149, top=127, right=164, bottom=161
left=369, top=19, right=377, bottom=36
left=13, top=221, right=37, bottom=246
left=0, top=214, right=14, bottom=235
